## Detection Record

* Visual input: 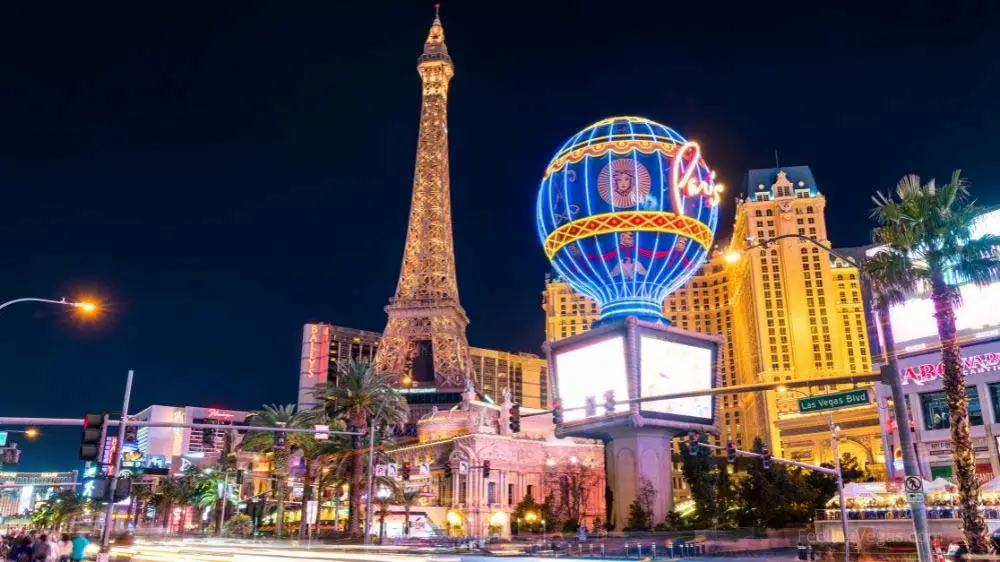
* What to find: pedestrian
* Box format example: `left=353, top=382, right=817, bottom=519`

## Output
left=30, top=534, right=50, bottom=562
left=44, top=535, right=58, bottom=562
left=57, top=535, right=70, bottom=562
left=68, top=534, right=88, bottom=562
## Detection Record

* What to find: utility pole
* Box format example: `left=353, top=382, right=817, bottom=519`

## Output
left=99, top=370, right=133, bottom=560
left=363, top=402, right=388, bottom=545
left=831, top=424, right=849, bottom=562
left=879, top=304, right=933, bottom=562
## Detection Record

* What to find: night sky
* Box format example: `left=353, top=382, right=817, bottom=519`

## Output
left=2, top=1, right=998, bottom=471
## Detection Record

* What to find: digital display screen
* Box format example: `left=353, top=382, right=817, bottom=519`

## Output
left=554, top=336, right=629, bottom=422
left=639, top=335, right=714, bottom=422
left=869, top=208, right=1000, bottom=353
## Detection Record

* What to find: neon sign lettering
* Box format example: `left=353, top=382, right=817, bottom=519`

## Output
left=301, top=324, right=330, bottom=382
left=207, top=408, right=235, bottom=420
left=670, top=141, right=724, bottom=213
left=901, top=351, right=1000, bottom=385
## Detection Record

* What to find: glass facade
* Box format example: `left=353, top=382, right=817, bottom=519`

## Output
left=920, top=387, right=982, bottom=430
left=988, top=383, right=1000, bottom=423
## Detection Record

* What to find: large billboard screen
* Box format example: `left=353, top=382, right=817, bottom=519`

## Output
left=639, top=334, right=715, bottom=422
left=553, top=335, right=628, bottom=422
left=870, top=208, right=1000, bottom=353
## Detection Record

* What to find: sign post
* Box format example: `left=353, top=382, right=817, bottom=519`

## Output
left=904, top=476, right=926, bottom=504
left=798, top=389, right=871, bottom=414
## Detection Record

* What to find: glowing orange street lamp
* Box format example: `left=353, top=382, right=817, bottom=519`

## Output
left=74, top=301, right=98, bottom=314
left=24, top=428, right=39, bottom=439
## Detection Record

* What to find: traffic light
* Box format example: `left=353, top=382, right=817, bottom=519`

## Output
left=687, top=432, right=699, bottom=450
left=402, top=462, right=412, bottom=481
left=351, top=433, right=364, bottom=450
left=584, top=396, right=597, bottom=417
left=761, top=447, right=772, bottom=469
left=482, top=460, right=491, bottom=478
left=508, top=404, right=521, bottom=433
left=1, top=445, right=20, bottom=465
left=604, top=390, right=615, bottom=414
left=274, top=429, right=286, bottom=449
left=123, top=424, right=138, bottom=444
left=80, top=413, right=105, bottom=462
left=236, top=469, right=245, bottom=485
left=726, top=441, right=737, bottom=464
left=552, top=400, right=563, bottom=425
left=443, top=462, right=452, bottom=479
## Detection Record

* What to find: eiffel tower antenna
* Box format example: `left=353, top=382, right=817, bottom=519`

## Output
left=373, top=7, right=471, bottom=393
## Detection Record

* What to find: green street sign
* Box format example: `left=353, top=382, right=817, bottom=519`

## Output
left=798, top=388, right=871, bottom=413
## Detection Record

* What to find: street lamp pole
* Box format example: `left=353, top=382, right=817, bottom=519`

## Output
left=0, top=297, right=97, bottom=313
left=363, top=402, right=386, bottom=546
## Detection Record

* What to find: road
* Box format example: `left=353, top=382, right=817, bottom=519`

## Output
left=108, top=541, right=797, bottom=562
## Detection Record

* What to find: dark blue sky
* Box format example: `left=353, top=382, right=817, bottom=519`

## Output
left=2, top=0, right=998, bottom=470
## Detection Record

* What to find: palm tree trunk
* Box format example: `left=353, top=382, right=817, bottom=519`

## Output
left=299, top=460, right=313, bottom=540
left=349, top=451, right=363, bottom=534
left=379, top=504, right=387, bottom=543
left=404, top=505, right=411, bottom=537
left=932, top=276, right=993, bottom=554
left=213, top=498, right=223, bottom=536
left=275, top=477, right=286, bottom=539
left=162, top=501, right=172, bottom=531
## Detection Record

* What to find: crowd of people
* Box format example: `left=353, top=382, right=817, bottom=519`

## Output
left=1, top=532, right=88, bottom=562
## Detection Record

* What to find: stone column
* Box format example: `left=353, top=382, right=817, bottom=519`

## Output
left=605, top=426, right=675, bottom=530
left=451, top=467, right=459, bottom=507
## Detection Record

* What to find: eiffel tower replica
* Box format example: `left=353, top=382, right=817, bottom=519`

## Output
left=374, top=7, right=472, bottom=402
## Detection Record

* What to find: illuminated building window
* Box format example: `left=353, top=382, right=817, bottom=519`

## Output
left=807, top=206, right=814, bottom=213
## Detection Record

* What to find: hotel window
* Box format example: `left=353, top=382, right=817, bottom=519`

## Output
left=921, top=387, right=982, bottom=430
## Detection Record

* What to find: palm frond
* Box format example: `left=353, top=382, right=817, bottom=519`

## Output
left=862, top=249, right=922, bottom=309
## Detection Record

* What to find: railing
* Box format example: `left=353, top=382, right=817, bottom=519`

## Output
left=815, top=507, right=1000, bottom=521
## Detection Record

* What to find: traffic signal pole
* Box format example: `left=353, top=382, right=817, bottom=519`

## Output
left=100, top=369, right=133, bottom=559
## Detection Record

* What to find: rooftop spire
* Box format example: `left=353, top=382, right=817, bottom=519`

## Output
left=423, top=4, right=448, bottom=57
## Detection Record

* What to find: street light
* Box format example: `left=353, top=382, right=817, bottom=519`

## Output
left=0, top=297, right=99, bottom=315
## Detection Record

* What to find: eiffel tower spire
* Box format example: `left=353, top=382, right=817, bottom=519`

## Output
left=374, top=8, right=470, bottom=391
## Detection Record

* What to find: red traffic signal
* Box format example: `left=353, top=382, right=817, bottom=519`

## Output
left=80, top=413, right=105, bottom=462
left=508, top=404, right=521, bottom=433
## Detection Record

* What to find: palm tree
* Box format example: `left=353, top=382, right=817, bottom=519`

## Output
left=159, top=472, right=198, bottom=536
left=400, top=488, right=422, bottom=537
left=194, top=470, right=238, bottom=535
left=312, top=360, right=408, bottom=534
left=131, top=483, right=155, bottom=529
left=372, top=477, right=401, bottom=543
left=240, top=403, right=317, bottom=539
left=867, top=171, right=1000, bottom=553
